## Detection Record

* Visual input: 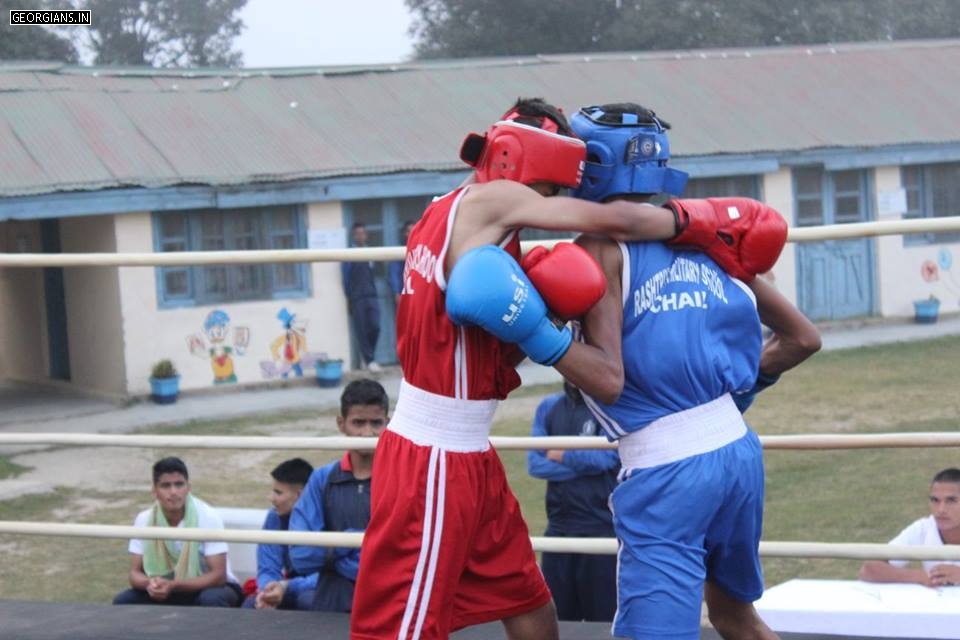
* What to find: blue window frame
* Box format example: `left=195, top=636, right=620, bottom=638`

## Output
left=153, top=205, right=310, bottom=307
left=902, top=162, right=960, bottom=246
left=792, top=166, right=870, bottom=226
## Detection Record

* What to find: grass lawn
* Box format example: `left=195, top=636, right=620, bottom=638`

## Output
left=1, top=335, right=958, bottom=603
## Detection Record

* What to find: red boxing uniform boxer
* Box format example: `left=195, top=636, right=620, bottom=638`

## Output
left=351, top=98, right=786, bottom=640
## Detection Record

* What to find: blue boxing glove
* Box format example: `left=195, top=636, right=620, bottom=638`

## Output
left=446, top=245, right=572, bottom=366
left=733, top=371, right=781, bottom=413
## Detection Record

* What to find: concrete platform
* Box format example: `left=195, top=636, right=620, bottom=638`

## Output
left=0, top=600, right=937, bottom=640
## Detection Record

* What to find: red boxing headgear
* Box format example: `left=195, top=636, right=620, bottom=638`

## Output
left=459, top=119, right=586, bottom=188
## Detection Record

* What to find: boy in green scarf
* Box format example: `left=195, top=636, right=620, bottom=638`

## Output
left=113, top=456, right=242, bottom=606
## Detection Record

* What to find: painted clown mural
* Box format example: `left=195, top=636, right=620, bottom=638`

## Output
left=187, top=309, right=250, bottom=384
left=260, top=307, right=326, bottom=379
left=921, top=247, right=959, bottom=308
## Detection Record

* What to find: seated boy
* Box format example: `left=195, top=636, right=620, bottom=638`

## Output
left=860, top=467, right=960, bottom=587
left=113, top=456, right=242, bottom=606
left=243, top=457, right=317, bottom=610
left=289, top=379, right=387, bottom=611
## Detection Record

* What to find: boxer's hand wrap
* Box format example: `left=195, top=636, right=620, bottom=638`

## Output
left=667, top=197, right=788, bottom=281
left=521, top=243, right=607, bottom=320
left=446, top=245, right=572, bottom=366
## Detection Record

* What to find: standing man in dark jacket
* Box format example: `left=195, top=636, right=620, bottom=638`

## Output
left=527, top=382, right=619, bottom=622
left=388, top=220, right=414, bottom=309
left=341, top=222, right=382, bottom=372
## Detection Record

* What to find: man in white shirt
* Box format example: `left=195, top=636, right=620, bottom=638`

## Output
left=113, top=456, right=242, bottom=606
left=860, top=467, right=960, bottom=588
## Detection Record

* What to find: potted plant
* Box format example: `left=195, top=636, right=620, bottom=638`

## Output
left=912, top=294, right=940, bottom=324
left=149, top=359, right=181, bottom=404
left=314, top=356, right=344, bottom=388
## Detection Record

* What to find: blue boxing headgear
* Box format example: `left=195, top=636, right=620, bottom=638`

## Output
left=570, top=105, right=689, bottom=202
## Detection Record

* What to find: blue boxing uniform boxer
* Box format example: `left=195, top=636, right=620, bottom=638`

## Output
left=552, top=103, right=820, bottom=640
left=583, top=240, right=766, bottom=639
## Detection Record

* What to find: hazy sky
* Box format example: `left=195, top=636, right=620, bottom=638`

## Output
left=236, top=0, right=415, bottom=68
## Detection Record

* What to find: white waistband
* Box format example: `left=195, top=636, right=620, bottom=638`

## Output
left=618, top=394, right=747, bottom=470
left=387, top=379, right=498, bottom=452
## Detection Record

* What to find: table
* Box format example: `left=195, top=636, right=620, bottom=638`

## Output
left=755, top=579, right=960, bottom=639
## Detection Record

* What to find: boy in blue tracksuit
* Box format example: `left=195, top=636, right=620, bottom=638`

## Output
left=527, top=382, right=619, bottom=622
left=244, top=457, right=316, bottom=610
left=289, top=379, right=388, bottom=612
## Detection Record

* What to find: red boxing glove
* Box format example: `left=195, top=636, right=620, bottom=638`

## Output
left=666, top=197, right=788, bottom=281
left=521, top=242, right=606, bottom=320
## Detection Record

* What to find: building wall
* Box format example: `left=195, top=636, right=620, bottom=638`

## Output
left=116, top=211, right=164, bottom=395
left=872, top=166, right=959, bottom=319
left=117, top=203, right=350, bottom=396
left=763, top=168, right=799, bottom=302
left=762, top=165, right=959, bottom=322
left=0, top=221, right=47, bottom=383
left=60, top=216, right=126, bottom=396
left=6, top=164, right=958, bottom=397
left=305, top=201, right=352, bottom=363
left=874, top=165, right=909, bottom=318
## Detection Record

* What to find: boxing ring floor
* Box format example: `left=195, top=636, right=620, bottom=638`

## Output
left=0, top=600, right=938, bottom=640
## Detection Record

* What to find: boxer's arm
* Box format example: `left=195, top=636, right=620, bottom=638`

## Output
left=553, top=235, right=625, bottom=404
left=446, top=245, right=572, bottom=366
left=448, top=181, right=676, bottom=273
left=734, top=277, right=821, bottom=412
left=752, top=277, right=821, bottom=376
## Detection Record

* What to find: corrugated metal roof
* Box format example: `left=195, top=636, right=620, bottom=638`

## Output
left=2, top=39, right=960, bottom=198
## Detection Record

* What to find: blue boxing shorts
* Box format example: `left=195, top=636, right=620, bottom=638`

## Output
left=610, top=427, right=765, bottom=640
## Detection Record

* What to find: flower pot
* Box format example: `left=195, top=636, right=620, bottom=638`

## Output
left=315, top=360, right=343, bottom=388
left=913, top=299, right=940, bottom=324
left=149, top=375, right=181, bottom=404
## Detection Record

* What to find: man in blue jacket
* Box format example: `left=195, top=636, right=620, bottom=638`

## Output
left=388, top=220, right=414, bottom=308
left=289, top=379, right=388, bottom=612
left=341, top=222, right=382, bottom=372
left=244, top=457, right=316, bottom=610
left=527, top=382, right=619, bottom=622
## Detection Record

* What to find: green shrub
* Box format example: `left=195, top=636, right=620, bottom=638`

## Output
left=150, top=359, right=178, bottom=379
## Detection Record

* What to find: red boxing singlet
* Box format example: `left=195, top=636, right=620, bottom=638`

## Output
left=395, top=187, right=522, bottom=400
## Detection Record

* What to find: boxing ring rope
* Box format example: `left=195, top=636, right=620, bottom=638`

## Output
left=3, top=430, right=960, bottom=562
left=2, top=520, right=960, bottom=562
left=1, top=216, right=959, bottom=268
left=3, top=432, right=960, bottom=451
left=2, top=215, right=960, bottom=567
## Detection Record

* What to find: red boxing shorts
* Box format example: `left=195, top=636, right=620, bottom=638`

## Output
left=351, top=383, right=551, bottom=639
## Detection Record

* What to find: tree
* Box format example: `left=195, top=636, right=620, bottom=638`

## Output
left=78, top=0, right=246, bottom=67
left=408, top=0, right=619, bottom=59
left=406, top=0, right=960, bottom=59
left=0, top=0, right=79, bottom=62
